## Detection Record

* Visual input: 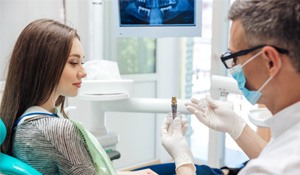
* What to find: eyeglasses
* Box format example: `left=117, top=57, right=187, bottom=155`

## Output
left=220, top=45, right=289, bottom=69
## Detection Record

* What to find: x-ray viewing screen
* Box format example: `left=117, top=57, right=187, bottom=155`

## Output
left=119, top=0, right=195, bottom=26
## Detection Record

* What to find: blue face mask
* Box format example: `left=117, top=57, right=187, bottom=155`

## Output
left=230, top=52, right=273, bottom=105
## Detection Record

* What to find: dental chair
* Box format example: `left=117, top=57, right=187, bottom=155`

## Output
left=0, top=118, right=42, bottom=175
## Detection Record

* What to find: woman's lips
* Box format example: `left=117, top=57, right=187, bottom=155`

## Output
left=73, top=82, right=81, bottom=88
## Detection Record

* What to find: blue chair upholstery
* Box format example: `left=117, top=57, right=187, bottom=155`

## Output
left=0, top=118, right=42, bottom=175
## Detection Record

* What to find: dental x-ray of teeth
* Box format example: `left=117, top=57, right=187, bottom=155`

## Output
left=119, top=0, right=195, bottom=26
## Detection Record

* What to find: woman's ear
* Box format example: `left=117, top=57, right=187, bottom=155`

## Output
left=262, top=46, right=282, bottom=76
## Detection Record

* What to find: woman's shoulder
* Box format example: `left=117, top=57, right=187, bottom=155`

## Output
left=13, top=118, right=96, bottom=174
left=14, top=117, right=88, bottom=156
left=16, top=117, right=81, bottom=140
left=18, top=116, right=73, bottom=128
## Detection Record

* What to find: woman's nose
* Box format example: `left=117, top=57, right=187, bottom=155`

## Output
left=78, top=68, right=87, bottom=78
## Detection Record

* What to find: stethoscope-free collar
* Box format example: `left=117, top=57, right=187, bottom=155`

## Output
left=14, top=112, right=58, bottom=128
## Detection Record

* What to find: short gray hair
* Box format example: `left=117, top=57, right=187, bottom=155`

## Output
left=228, top=0, right=300, bottom=72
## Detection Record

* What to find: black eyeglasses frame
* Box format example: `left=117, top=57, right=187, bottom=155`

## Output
left=220, top=45, right=289, bottom=69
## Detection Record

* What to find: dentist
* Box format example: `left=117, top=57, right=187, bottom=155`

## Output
left=162, top=0, right=300, bottom=174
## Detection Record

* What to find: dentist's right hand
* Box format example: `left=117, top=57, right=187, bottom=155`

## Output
left=185, top=95, right=246, bottom=140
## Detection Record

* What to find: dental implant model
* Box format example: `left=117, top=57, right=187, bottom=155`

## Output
left=171, top=97, right=177, bottom=119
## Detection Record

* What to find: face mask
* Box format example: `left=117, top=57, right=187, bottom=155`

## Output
left=230, top=52, right=273, bottom=105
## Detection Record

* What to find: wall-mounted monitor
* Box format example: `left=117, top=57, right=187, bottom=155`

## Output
left=112, top=0, right=202, bottom=38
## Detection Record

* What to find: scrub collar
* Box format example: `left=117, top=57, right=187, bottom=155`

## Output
left=14, top=106, right=59, bottom=128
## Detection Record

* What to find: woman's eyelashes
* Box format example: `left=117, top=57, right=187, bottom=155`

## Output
left=69, top=61, right=80, bottom=66
left=68, top=57, right=85, bottom=66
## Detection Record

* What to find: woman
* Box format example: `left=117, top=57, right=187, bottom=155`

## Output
left=0, top=18, right=156, bottom=175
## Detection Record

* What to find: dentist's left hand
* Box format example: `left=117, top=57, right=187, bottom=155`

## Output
left=161, top=114, right=196, bottom=171
left=185, top=95, right=246, bottom=140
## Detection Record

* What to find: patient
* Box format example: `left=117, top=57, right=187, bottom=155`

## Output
left=0, top=18, right=157, bottom=175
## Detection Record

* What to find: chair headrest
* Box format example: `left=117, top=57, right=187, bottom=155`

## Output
left=0, top=118, right=7, bottom=145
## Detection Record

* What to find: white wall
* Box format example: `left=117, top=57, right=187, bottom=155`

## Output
left=0, top=0, right=64, bottom=80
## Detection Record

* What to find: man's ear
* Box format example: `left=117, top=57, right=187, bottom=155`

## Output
left=262, top=46, right=282, bottom=76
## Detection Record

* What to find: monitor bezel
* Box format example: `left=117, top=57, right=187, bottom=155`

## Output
left=112, top=0, right=202, bottom=38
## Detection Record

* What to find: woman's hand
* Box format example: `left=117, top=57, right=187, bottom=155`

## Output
left=118, top=168, right=158, bottom=175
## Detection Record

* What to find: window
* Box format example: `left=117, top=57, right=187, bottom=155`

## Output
left=190, top=0, right=212, bottom=164
left=116, top=38, right=156, bottom=74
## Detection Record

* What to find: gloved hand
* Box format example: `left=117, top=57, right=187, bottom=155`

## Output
left=185, top=95, right=246, bottom=140
left=161, top=114, right=196, bottom=171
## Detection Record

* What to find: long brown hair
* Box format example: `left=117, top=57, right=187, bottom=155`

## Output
left=0, top=19, right=80, bottom=154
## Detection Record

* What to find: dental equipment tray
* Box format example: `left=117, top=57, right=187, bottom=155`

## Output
left=79, top=79, right=133, bottom=95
